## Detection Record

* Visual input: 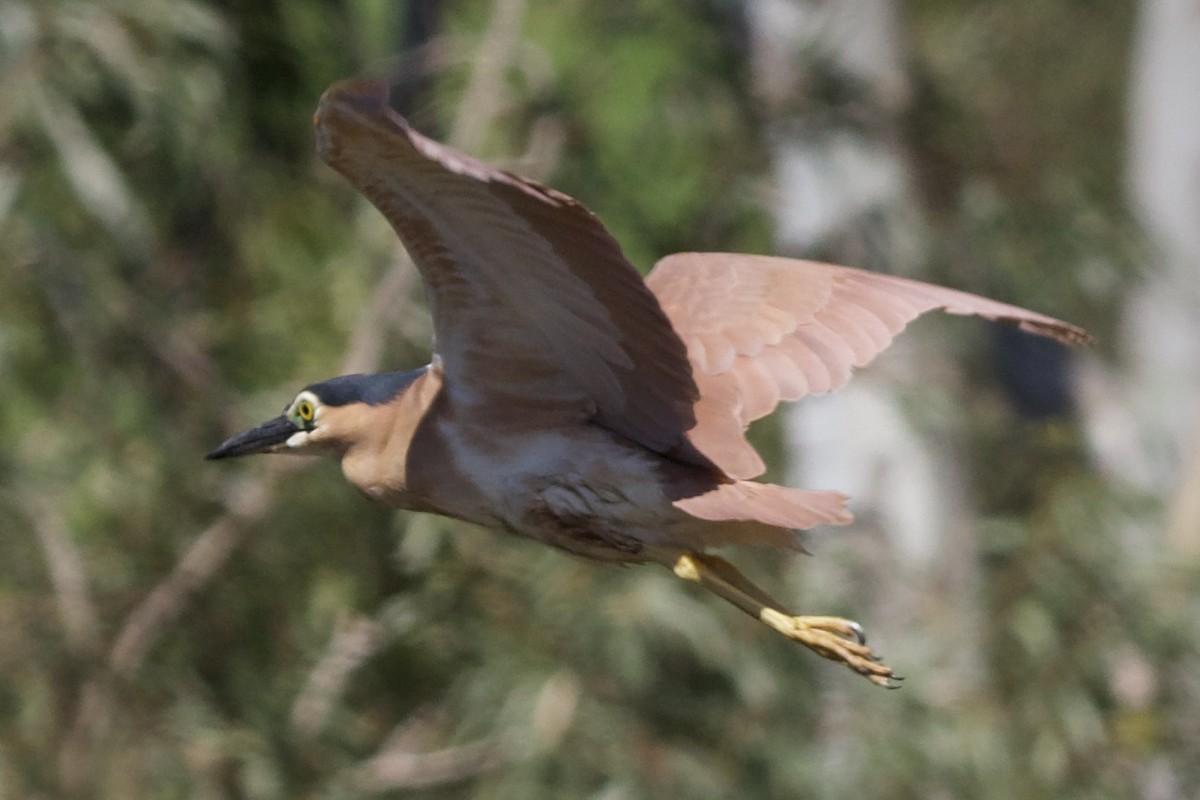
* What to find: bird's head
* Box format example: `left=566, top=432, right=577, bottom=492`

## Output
left=206, top=369, right=426, bottom=461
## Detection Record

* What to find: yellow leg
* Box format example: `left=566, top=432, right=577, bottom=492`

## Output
left=670, top=553, right=898, bottom=688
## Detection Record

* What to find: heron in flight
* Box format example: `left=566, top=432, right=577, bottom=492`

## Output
left=208, top=79, right=1091, bottom=687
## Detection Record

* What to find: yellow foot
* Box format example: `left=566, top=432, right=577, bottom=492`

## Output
left=760, top=609, right=899, bottom=688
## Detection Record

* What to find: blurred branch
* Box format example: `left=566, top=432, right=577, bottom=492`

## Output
left=291, top=613, right=387, bottom=738
left=1167, top=426, right=1200, bottom=557
left=109, top=473, right=283, bottom=678
left=345, top=734, right=515, bottom=794
left=528, top=669, right=579, bottom=750
left=17, top=488, right=101, bottom=657
left=448, top=0, right=528, bottom=152
left=336, top=669, right=578, bottom=794
left=30, top=83, right=154, bottom=258
left=57, top=678, right=114, bottom=794
left=339, top=256, right=419, bottom=376
left=513, top=115, right=566, bottom=181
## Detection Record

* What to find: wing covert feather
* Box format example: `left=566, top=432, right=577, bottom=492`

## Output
left=647, top=252, right=1092, bottom=479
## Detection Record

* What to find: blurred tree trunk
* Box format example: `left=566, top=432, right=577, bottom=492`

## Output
left=1125, top=0, right=1200, bottom=555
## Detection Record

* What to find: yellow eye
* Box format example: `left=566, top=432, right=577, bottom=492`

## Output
left=296, top=399, right=315, bottom=422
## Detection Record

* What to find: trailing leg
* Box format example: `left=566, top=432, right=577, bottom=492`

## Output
left=668, top=552, right=898, bottom=687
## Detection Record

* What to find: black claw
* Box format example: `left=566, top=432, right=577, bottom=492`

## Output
left=846, top=621, right=866, bottom=644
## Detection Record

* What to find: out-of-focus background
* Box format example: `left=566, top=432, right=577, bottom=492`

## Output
left=3, top=0, right=1198, bottom=797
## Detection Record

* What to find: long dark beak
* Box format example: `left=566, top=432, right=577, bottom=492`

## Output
left=206, top=415, right=300, bottom=460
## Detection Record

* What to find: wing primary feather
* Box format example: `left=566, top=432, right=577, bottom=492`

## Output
left=645, top=252, right=1092, bottom=479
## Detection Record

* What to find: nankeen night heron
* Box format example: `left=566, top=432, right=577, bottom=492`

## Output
left=208, top=79, right=1092, bottom=687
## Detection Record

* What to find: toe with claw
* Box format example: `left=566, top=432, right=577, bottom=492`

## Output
left=759, top=609, right=900, bottom=688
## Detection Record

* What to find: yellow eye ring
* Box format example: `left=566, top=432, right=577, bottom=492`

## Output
left=296, top=399, right=315, bottom=422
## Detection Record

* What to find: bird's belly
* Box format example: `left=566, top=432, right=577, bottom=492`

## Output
left=442, top=426, right=685, bottom=563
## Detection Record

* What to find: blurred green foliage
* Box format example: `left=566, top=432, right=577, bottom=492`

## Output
left=1, top=1, right=1194, bottom=798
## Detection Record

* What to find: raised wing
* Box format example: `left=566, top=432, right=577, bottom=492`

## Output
left=646, top=252, right=1093, bottom=479
left=314, top=79, right=708, bottom=464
